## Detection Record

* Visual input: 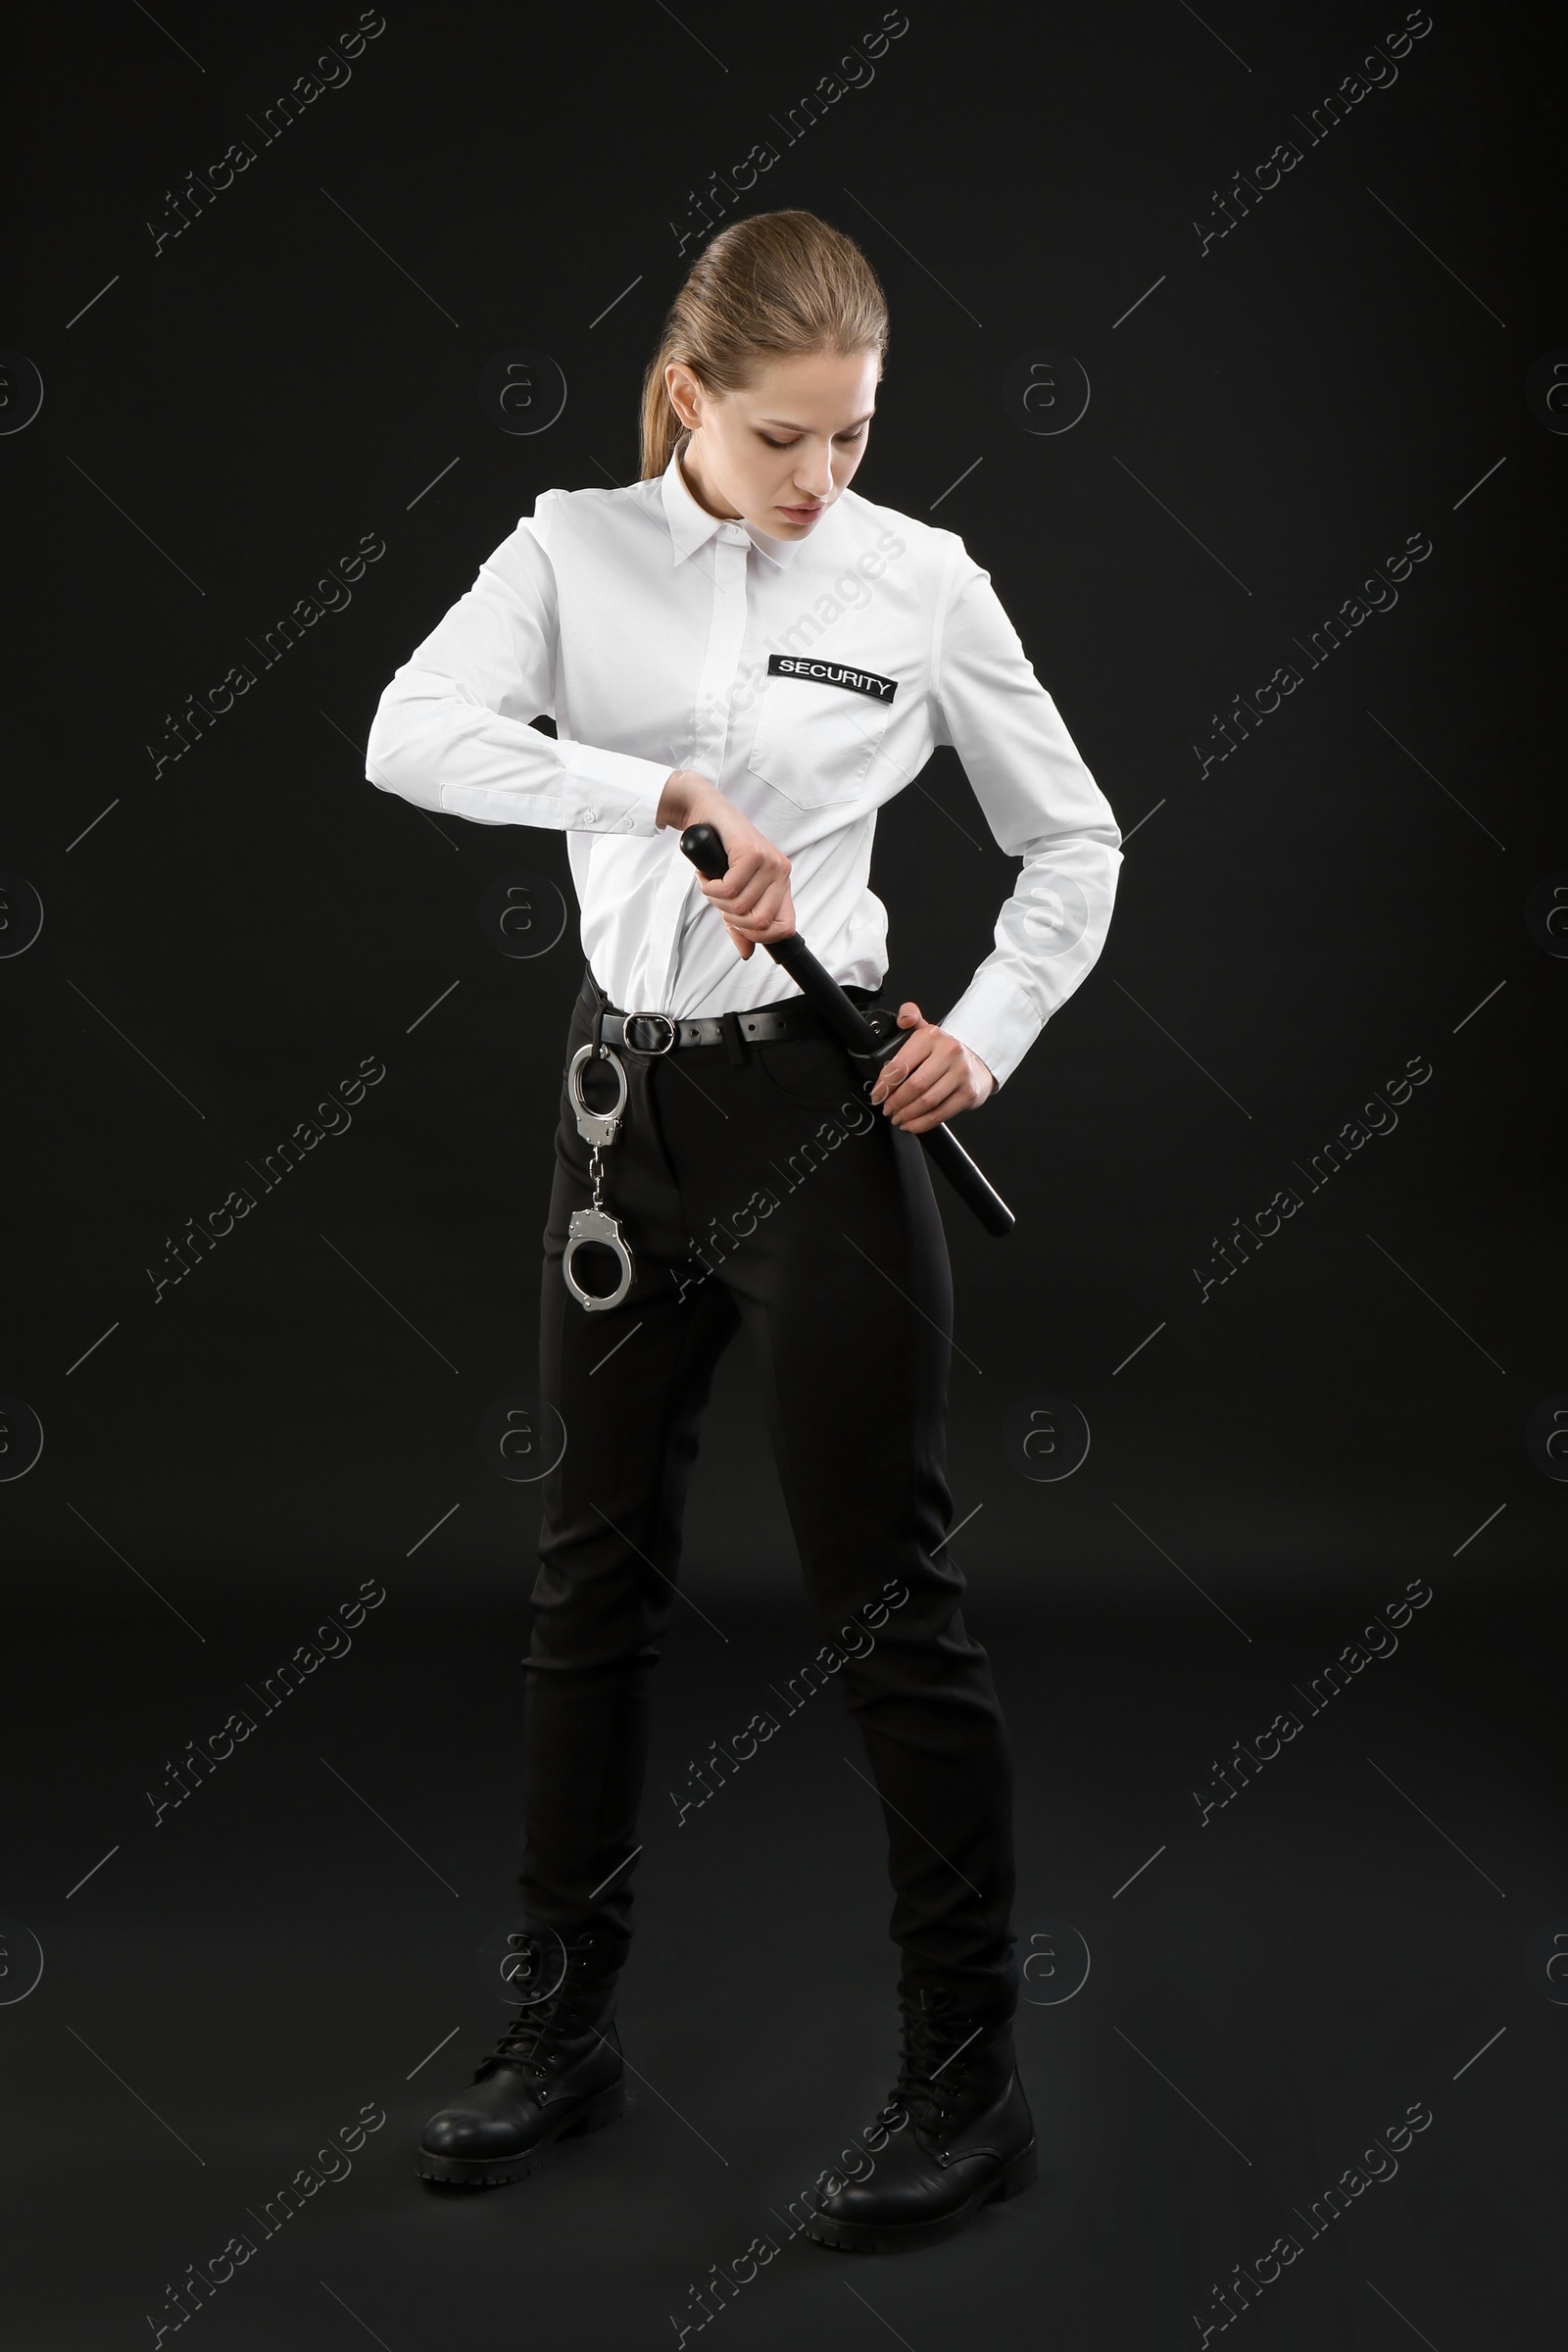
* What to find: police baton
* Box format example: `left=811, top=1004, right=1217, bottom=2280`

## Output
left=680, top=822, right=1015, bottom=1239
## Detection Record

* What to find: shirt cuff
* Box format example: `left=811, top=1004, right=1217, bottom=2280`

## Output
left=560, top=741, right=672, bottom=836
left=939, top=967, right=1045, bottom=1092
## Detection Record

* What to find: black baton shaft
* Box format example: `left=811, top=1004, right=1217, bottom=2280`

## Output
left=680, top=823, right=1015, bottom=1239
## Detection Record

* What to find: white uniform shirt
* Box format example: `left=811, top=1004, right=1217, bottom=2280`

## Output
left=365, top=445, right=1121, bottom=1088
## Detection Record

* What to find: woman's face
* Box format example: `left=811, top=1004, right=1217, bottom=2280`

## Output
left=666, top=348, right=880, bottom=539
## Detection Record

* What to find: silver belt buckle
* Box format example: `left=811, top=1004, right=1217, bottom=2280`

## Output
left=622, top=1010, right=676, bottom=1055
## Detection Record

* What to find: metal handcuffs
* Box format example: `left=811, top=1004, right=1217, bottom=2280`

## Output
left=564, top=1042, right=632, bottom=1311
left=562, top=1014, right=676, bottom=1311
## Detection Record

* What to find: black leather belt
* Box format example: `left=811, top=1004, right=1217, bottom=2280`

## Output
left=578, top=966, right=895, bottom=1054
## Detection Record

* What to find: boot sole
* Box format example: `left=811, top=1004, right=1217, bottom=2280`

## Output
left=415, top=2079, right=625, bottom=2188
left=802, top=2138, right=1037, bottom=2254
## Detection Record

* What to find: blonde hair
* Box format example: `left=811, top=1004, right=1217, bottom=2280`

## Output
left=639, top=210, right=888, bottom=480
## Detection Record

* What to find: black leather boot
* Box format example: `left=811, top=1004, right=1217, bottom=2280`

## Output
left=416, top=1930, right=626, bottom=2187
left=804, top=1984, right=1036, bottom=2253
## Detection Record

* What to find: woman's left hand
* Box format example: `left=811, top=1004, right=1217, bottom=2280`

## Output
left=868, top=1002, right=997, bottom=1132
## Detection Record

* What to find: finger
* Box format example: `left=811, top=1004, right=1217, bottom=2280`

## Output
left=752, top=902, right=798, bottom=944
left=881, top=1054, right=958, bottom=1119
left=871, top=1014, right=934, bottom=1097
left=891, top=1063, right=969, bottom=1125
left=721, top=900, right=784, bottom=944
left=712, top=865, right=783, bottom=922
left=897, top=1091, right=966, bottom=1134
left=736, top=873, right=790, bottom=926
left=870, top=1030, right=939, bottom=1103
left=705, top=853, right=762, bottom=906
left=728, top=875, right=797, bottom=938
left=875, top=1024, right=937, bottom=1075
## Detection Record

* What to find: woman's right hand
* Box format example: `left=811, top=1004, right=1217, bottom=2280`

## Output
left=656, top=770, right=796, bottom=959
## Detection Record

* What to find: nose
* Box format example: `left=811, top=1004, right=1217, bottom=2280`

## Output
left=791, top=442, right=835, bottom=502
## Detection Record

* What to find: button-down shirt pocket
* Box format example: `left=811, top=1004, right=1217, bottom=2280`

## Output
left=746, top=669, right=896, bottom=808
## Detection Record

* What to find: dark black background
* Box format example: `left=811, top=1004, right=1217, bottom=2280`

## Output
left=3, top=3, right=1563, bottom=2346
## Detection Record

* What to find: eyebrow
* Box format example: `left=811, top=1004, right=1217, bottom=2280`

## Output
left=758, top=412, right=876, bottom=431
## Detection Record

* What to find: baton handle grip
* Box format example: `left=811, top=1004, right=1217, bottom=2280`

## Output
left=680, top=822, right=1015, bottom=1238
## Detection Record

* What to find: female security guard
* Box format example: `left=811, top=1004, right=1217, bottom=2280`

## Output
left=365, top=210, right=1120, bottom=2252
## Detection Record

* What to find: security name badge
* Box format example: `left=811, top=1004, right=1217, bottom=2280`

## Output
left=764, top=655, right=898, bottom=702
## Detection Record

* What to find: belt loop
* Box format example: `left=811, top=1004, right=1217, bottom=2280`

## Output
left=720, top=1008, right=749, bottom=1066
left=585, top=961, right=608, bottom=1058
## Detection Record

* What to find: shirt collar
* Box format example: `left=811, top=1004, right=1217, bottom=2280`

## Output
left=660, top=441, right=806, bottom=570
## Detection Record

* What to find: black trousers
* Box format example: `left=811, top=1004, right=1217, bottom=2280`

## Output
left=518, top=970, right=1019, bottom=2023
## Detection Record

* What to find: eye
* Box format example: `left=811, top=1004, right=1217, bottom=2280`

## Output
left=758, top=427, right=869, bottom=450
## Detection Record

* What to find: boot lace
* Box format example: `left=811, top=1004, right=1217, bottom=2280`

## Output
left=878, top=1992, right=980, bottom=2140
left=479, top=1932, right=603, bottom=2084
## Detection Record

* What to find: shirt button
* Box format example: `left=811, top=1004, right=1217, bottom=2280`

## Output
left=580, top=807, right=599, bottom=824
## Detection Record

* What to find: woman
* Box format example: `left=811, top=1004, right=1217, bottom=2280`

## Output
left=366, top=210, right=1120, bottom=2253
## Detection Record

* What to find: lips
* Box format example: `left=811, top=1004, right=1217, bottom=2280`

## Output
left=778, top=502, right=823, bottom=520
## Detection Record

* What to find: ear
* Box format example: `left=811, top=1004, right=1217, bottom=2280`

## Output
left=665, top=362, right=702, bottom=432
